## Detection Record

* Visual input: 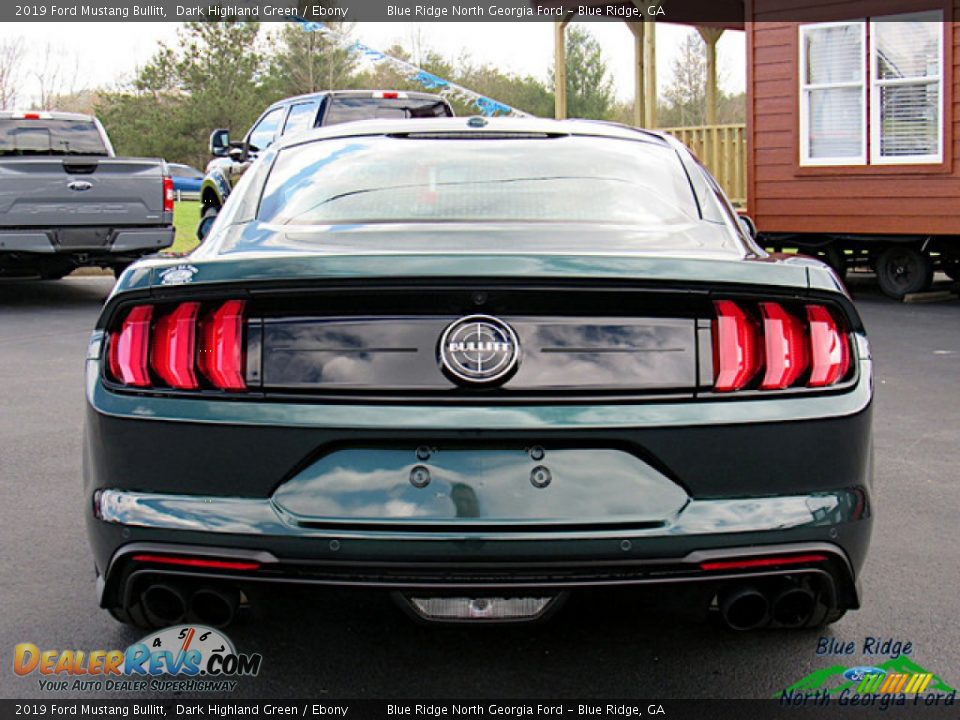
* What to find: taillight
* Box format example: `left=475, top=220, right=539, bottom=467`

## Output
left=759, top=302, right=808, bottom=390
left=106, top=300, right=246, bottom=391
left=162, top=175, right=174, bottom=213
left=712, top=300, right=761, bottom=392
left=713, top=300, right=851, bottom=392
left=807, top=305, right=850, bottom=387
left=198, top=300, right=247, bottom=391
left=150, top=302, right=200, bottom=389
left=109, top=306, right=153, bottom=387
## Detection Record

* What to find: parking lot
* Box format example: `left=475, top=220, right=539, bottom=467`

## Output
left=0, top=274, right=957, bottom=699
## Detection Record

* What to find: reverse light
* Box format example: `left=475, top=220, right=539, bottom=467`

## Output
left=162, top=175, right=174, bottom=213
left=712, top=300, right=761, bottom=392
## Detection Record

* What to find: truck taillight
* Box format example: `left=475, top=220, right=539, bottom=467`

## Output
left=107, top=301, right=247, bottom=392
left=162, top=175, right=174, bottom=213
left=713, top=300, right=851, bottom=393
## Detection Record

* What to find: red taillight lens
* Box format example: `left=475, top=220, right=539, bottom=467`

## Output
left=131, top=554, right=260, bottom=571
left=109, top=306, right=153, bottom=387
left=712, top=300, right=761, bottom=392
left=699, top=553, right=828, bottom=572
left=150, top=302, right=200, bottom=389
left=713, top=300, right=851, bottom=392
left=108, top=300, right=246, bottom=391
left=162, top=175, right=174, bottom=213
left=199, top=300, right=247, bottom=391
left=759, top=302, right=809, bottom=390
left=807, top=305, right=850, bottom=387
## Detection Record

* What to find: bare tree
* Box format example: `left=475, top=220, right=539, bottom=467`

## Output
left=33, top=43, right=81, bottom=110
left=0, top=36, right=25, bottom=110
left=660, top=32, right=707, bottom=127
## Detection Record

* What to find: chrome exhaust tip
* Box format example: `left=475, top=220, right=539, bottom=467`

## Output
left=718, top=585, right=770, bottom=631
left=141, top=583, right=187, bottom=626
left=189, top=586, right=240, bottom=628
left=771, top=584, right=816, bottom=628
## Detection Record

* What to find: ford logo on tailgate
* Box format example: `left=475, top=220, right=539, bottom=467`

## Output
left=67, top=180, right=93, bottom=192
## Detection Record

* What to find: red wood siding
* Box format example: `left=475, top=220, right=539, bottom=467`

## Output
left=746, top=9, right=960, bottom=236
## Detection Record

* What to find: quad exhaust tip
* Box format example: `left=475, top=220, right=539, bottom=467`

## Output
left=718, top=581, right=819, bottom=631
left=139, top=582, right=241, bottom=628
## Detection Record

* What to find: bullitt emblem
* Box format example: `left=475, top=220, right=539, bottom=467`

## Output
left=439, top=314, right=520, bottom=385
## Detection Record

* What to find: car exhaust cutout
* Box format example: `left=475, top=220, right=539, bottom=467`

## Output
left=189, top=586, right=240, bottom=628
left=771, top=584, right=817, bottom=628
left=141, top=583, right=188, bottom=625
left=718, top=584, right=770, bottom=631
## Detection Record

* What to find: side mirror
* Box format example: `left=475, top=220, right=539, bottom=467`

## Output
left=209, top=128, right=230, bottom=157
left=738, top=214, right=758, bottom=240
left=227, top=146, right=246, bottom=162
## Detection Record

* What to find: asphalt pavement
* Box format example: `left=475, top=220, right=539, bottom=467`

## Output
left=1, top=274, right=958, bottom=699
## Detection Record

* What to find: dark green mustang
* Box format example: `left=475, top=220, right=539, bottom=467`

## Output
left=84, top=117, right=872, bottom=630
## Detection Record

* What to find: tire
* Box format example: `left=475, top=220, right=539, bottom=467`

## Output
left=197, top=205, right=219, bottom=242
left=942, top=254, right=960, bottom=282
left=37, top=260, right=75, bottom=280
left=818, top=244, right=848, bottom=282
left=876, top=246, right=933, bottom=300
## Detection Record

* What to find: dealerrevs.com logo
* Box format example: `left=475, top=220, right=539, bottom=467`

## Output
left=14, top=625, right=262, bottom=693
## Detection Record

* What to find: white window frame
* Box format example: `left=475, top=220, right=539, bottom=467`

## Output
left=799, top=21, right=868, bottom=167
left=869, top=14, right=944, bottom=165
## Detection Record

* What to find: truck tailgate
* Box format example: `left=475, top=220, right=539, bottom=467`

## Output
left=0, top=157, right=166, bottom=227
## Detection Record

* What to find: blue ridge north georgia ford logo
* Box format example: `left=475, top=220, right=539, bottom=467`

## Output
left=439, top=315, right=520, bottom=385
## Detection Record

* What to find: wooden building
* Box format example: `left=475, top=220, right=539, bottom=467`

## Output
left=551, top=4, right=959, bottom=297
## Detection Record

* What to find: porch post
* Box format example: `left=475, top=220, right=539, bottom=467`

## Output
left=643, top=20, right=657, bottom=128
left=554, top=18, right=573, bottom=119
left=626, top=21, right=645, bottom=126
left=698, top=26, right=724, bottom=125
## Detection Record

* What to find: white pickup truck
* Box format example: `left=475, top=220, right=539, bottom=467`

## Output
left=0, top=110, right=174, bottom=279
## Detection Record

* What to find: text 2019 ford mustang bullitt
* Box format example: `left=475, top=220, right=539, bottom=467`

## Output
left=84, top=117, right=872, bottom=630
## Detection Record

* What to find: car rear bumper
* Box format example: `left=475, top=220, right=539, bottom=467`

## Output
left=0, top=227, right=174, bottom=255
left=85, top=345, right=873, bottom=616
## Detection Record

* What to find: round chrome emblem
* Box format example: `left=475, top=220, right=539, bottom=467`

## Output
left=439, top=314, right=520, bottom=385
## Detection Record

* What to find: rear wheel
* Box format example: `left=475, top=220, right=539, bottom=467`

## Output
left=942, top=253, right=960, bottom=282
left=37, top=260, right=75, bottom=280
left=818, top=244, right=848, bottom=282
left=197, top=205, right=219, bottom=242
left=876, top=246, right=933, bottom=299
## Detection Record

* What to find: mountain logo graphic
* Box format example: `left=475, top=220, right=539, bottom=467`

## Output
left=780, top=656, right=956, bottom=697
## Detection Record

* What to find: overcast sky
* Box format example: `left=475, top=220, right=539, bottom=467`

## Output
left=5, top=21, right=745, bottom=109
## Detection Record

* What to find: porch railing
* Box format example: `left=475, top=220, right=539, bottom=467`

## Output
left=659, top=124, right=747, bottom=207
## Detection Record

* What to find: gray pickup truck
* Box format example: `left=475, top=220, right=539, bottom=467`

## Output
left=0, top=111, right=174, bottom=279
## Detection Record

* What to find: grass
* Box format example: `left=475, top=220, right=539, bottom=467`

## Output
left=171, top=201, right=201, bottom=255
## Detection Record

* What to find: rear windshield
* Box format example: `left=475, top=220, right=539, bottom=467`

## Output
left=323, top=97, right=453, bottom=125
left=0, top=119, right=108, bottom=156
left=259, top=135, right=699, bottom=226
